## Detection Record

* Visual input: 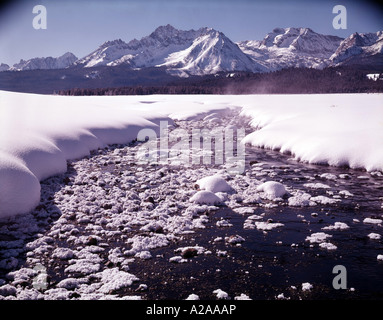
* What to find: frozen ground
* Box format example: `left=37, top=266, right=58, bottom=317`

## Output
left=0, top=92, right=382, bottom=300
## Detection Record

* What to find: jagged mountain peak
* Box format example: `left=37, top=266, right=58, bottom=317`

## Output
left=100, top=39, right=128, bottom=49
left=330, top=30, right=383, bottom=65
left=9, top=52, right=78, bottom=71
left=150, top=24, right=178, bottom=37
left=0, top=63, right=10, bottom=71
left=260, top=27, right=342, bottom=50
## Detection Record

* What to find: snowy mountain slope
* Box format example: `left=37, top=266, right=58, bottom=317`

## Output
left=0, top=63, right=9, bottom=72
left=76, top=25, right=265, bottom=75
left=75, top=39, right=133, bottom=68
left=10, top=52, right=78, bottom=71
left=238, top=27, right=343, bottom=71
left=75, top=25, right=202, bottom=69
left=158, top=28, right=267, bottom=76
left=329, top=31, right=383, bottom=66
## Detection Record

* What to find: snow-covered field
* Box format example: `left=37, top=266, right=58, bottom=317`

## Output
left=0, top=91, right=382, bottom=300
left=1, top=91, right=382, bottom=219
left=240, top=94, right=383, bottom=171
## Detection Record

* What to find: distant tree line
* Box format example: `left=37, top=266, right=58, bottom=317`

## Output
left=57, top=85, right=221, bottom=96
left=57, top=67, right=383, bottom=96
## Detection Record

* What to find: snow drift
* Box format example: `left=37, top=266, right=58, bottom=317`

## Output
left=0, top=92, right=169, bottom=218
left=240, top=94, right=383, bottom=172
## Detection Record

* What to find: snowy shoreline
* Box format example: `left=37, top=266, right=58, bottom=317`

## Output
left=1, top=91, right=382, bottom=218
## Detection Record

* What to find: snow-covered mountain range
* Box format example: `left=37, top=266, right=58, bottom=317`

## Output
left=1, top=25, right=382, bottom=75
left=238, top=27, right=343, bottom=71
left=330, top=31, right=383, bottom=66
left=74, top=25, right=266, bottom=76
left=7, top=52, right=78, bottom=71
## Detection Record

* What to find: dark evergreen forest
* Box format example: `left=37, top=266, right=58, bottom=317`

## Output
left=57, top=67, right=383, bottom=96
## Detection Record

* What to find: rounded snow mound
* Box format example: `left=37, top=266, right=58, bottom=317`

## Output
left=196, top=175, right=233, bottom=193
left=256, top=181, right=287, bottom=199
left=190, top=191, right=222, bottom=205
left=0, top=152, right=41, bottom=219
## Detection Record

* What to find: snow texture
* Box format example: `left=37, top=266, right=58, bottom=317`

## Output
left=241, top=94, right=383, bottom=173
left=256, top=181, right=287, bottom=199
left=190, top=191, right=222, bottom=205
left=196, top=175, right=233, bottom=193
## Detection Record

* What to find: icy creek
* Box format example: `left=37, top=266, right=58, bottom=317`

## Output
left=0, top=109, right=382, bottom=300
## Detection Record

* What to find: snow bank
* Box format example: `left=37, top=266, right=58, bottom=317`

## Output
left=240, top=94, right=383, bottom=172
left=0, top=91, right=170, bottom=218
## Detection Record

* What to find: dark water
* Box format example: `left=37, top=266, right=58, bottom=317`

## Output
left=90, top=137, right=383, bottom=300
left=122, top=146, right=383, bottom=300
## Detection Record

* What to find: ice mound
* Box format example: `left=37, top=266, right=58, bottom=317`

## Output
left=322, top=222, right=349, bottom=231
left=288, top=191, right=315, bottom=207
left=305, top=232, right=332, bottom=243
left=256, top=181, right=287, bottom=199
left=190, top=191, right=222, bottom=205
left=196, top=175, right=233, bottom=193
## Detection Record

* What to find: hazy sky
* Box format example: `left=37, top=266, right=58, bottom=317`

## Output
left=0, top=0, right=382, bottom=65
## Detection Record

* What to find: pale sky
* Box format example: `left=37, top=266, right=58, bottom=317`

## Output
left=0, top=0, right=382, bottom=66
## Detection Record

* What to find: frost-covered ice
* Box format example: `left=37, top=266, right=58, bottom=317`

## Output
left=96, top=268, right=139, bottom=294
left=288, top=191, right=316, bottom=207
left=310, top=196, right=340, bottom=205
left=301, top=282, right=313, bottom=292
left=322, top=222, right=350, bottom=231
left=244, top=219, right=284, bottom=231
left=234, top=293, right=252, bottom=300
left=339, top=190, right=353, bottom=197
left=256, top=181, right=287, bottom=199
left=225, top=235, right=245, bottom=244
left=213, top=289, right=230, bottom=300
left=196, top=175, right=233, bottom=193
left=185, top=293, right=200, bottom=300
left=190, top=191, right=222, bottom=205
left=216, top=219, right=233, bottom=228
left=303, top=183, right=331, bottom=189
left=368, top=233, right=381, bottom=240
left=305, top=232, right=332, bottom=244
left=232, top=207, right=255, bottom=215
left=363, top=218, right=383, bottom=225
left=169, top=256, right=188, bottom=264
left=319, top=242, right=337, bottom=251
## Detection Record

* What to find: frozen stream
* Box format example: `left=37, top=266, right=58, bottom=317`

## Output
left=0, top=109, right=382, bottom=300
